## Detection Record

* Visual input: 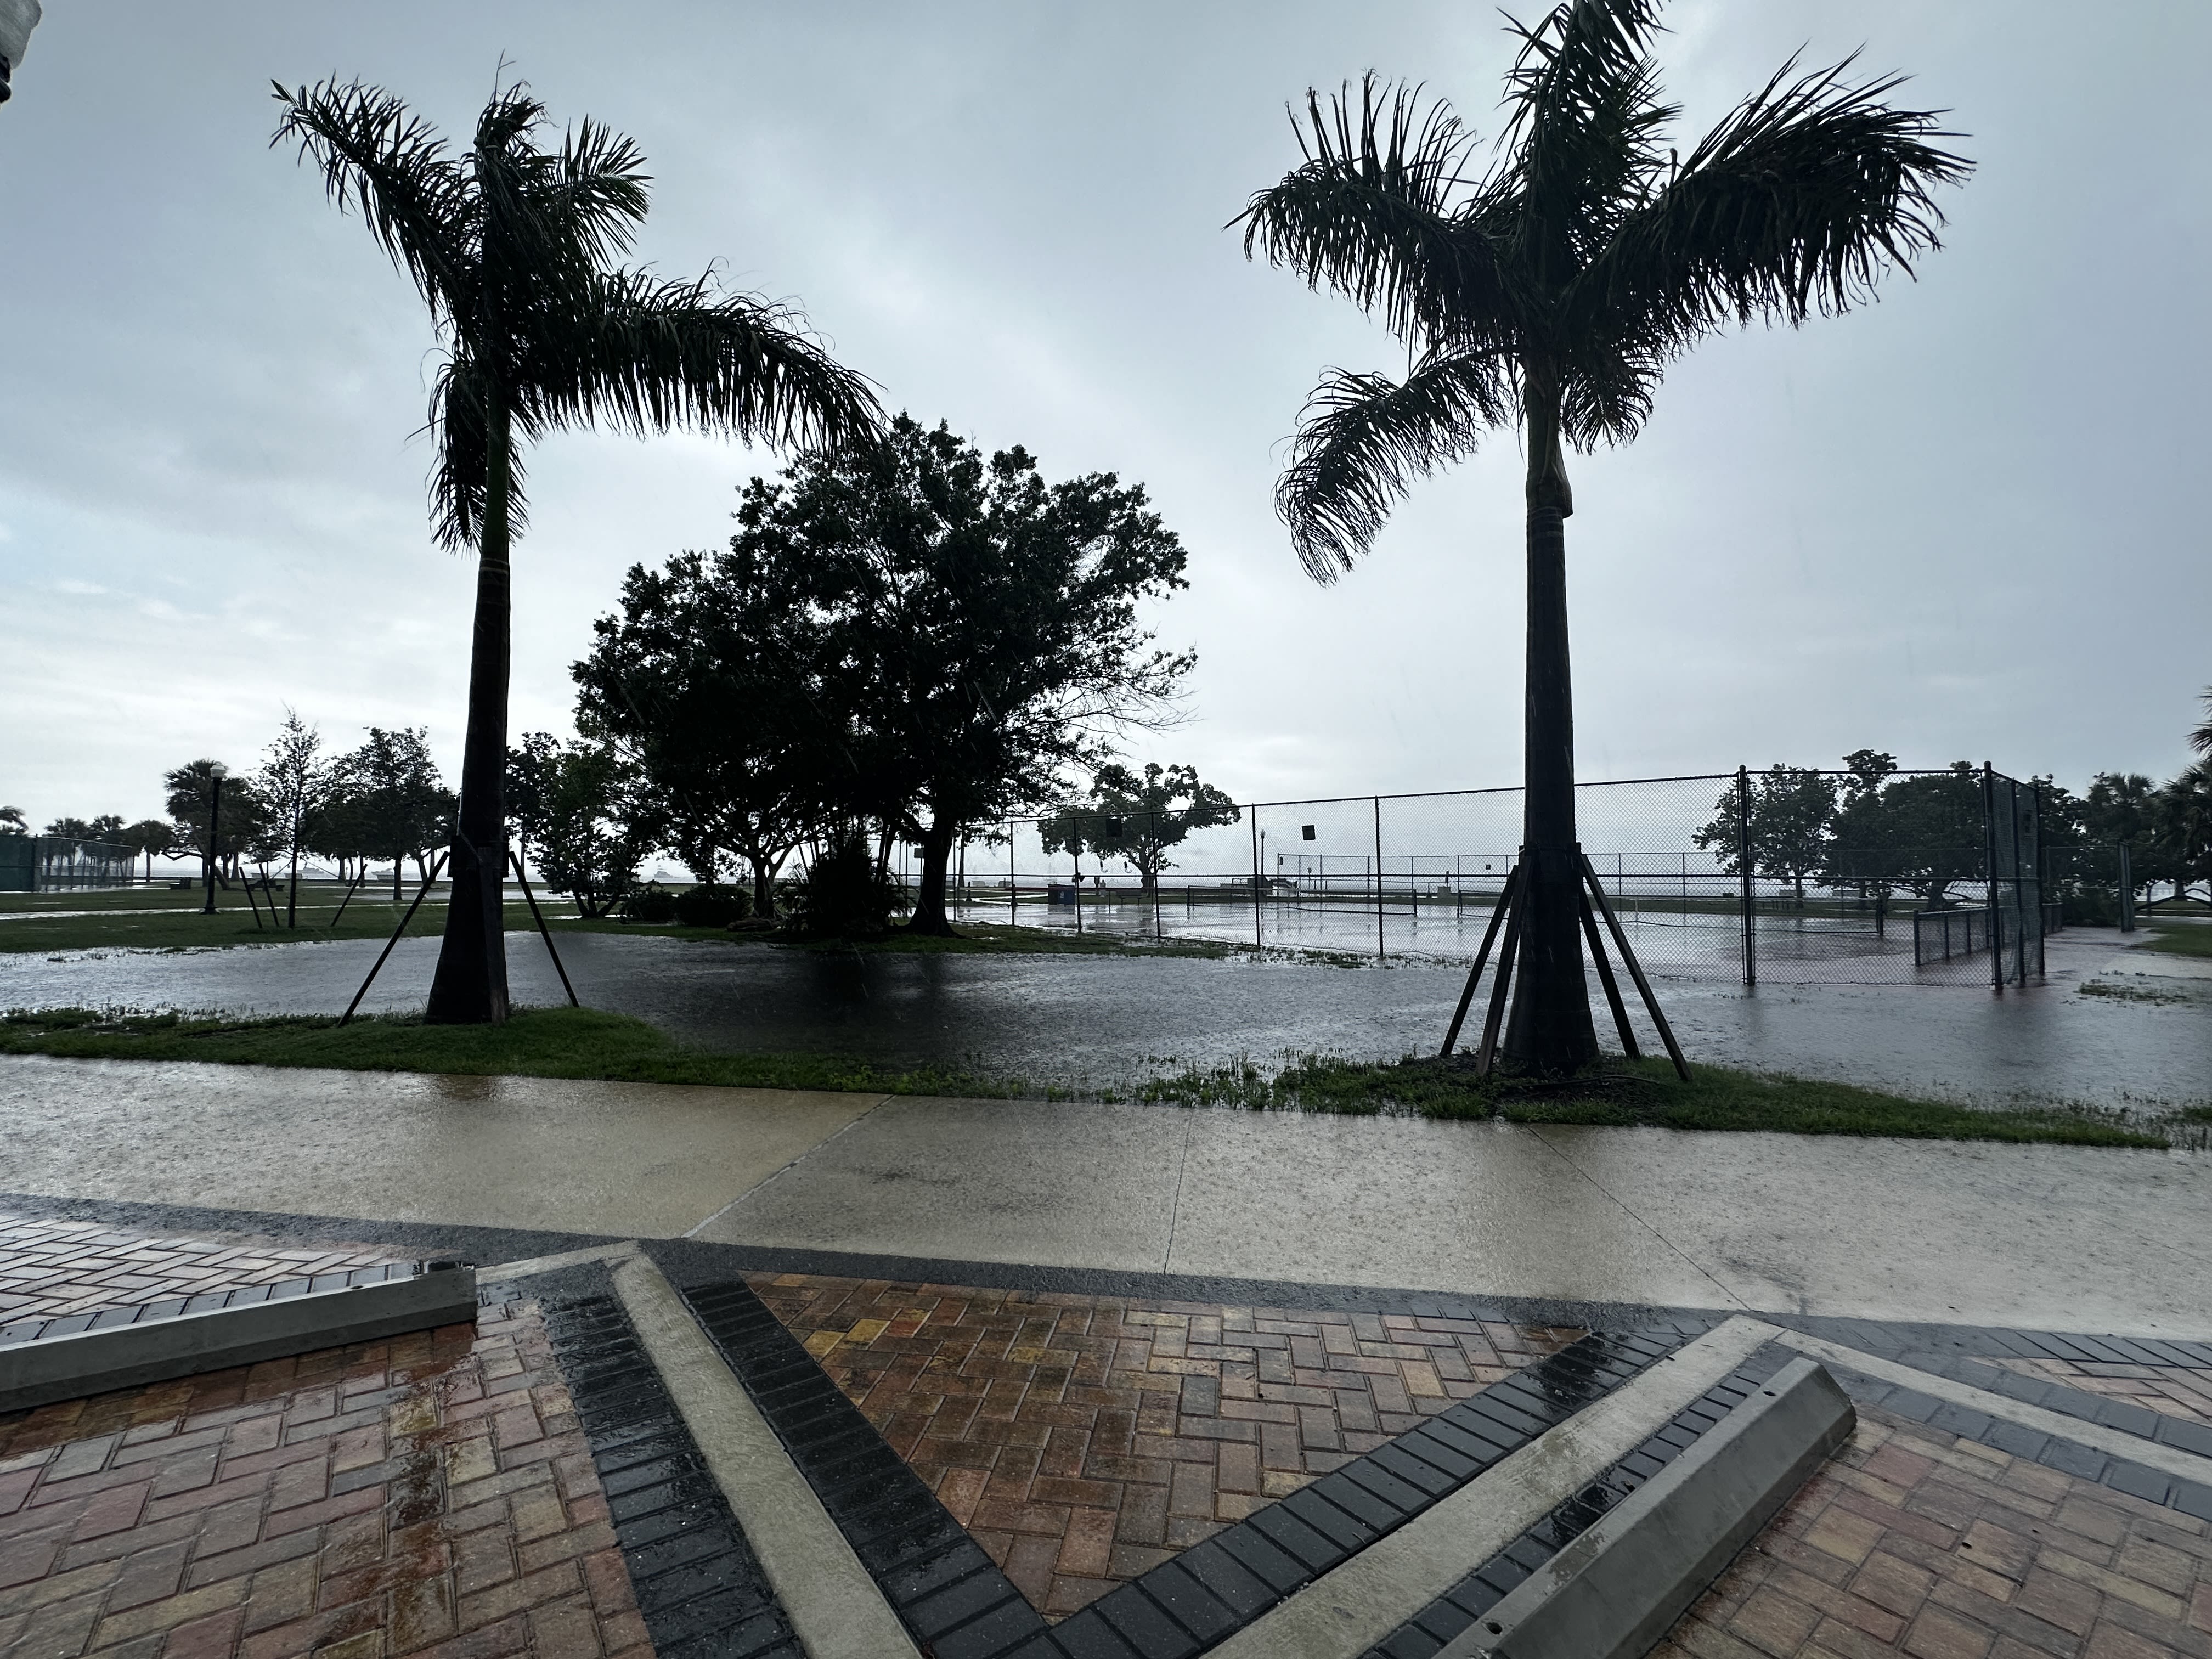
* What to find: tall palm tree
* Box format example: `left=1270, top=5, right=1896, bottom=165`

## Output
left=2190, top=689, right=2211, bottom=757
left=1240, top=0, right=1969, bottom=1072
left=275, top=78, right=882, bottom=1023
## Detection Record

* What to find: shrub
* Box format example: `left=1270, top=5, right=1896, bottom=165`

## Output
left=781, top=832, right=907, bottom=938
left=622, top=883, right=677, bottom=923
left=674, top=883, right=750, bottom=927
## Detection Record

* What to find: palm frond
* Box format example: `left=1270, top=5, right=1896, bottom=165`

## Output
left=1558, top=337, right=1662, bottom=447
left=1277, top=348, right=1516, bottom=582
left=548, top=116, right=652, bottom=266
left=1580, top=54, right=1971, bottom=343
left=425, top=358, right=533, bottom=551
left=1237, top=77, right=1508, bottom=346
left=522, top=270, right=884, bottom=455
left=1497, top=0, right=1674, bottom=250
left=2191, top=688, right=2211, bottom=757
left=270, top=79, right=473, bottom=321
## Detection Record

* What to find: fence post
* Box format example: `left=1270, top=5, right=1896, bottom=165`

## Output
left=2119, top=843, right=2134, bottom=932
left=1737, top=765, right=1755, bottom=986
left=1983, top=763, right=2003, bottom=992
left=1373, top=796, right=1385, bottom=961
left=1151, top=808, right=1163, bottom=941
left=1008, top=821, right=1016, bottom=925
left=1249, top=805, right=1262, bottom=949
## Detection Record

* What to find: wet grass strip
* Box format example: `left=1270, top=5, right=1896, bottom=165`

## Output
left=0, top=1006, right=1015, bottom=1097
left=1136, top=1053, right=2169, bottom=1147
left=0, top=1006, right=2170, bottom=1147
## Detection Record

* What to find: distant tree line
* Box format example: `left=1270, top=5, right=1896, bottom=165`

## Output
left=1691, top=741, right=2212, bottom=915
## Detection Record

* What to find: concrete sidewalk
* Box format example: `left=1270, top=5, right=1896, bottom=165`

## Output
left=3, top=1054, right=2208, bottom=1338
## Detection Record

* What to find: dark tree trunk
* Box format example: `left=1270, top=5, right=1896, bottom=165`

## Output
left=1502, top=369, right=1599, bottom=1074
left=426, top=380, right=514, bottom=1025
left=748, top=850, right=778, bottom=918
left=906, top=817, right=960, bottom=935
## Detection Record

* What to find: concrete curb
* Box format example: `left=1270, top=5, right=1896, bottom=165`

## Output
left=0, top=1262, right=478, bottom=1412
left=1211, top=1316, right=1780, bottom=1659
left=1437, top=1356, right=1855, bottom=1659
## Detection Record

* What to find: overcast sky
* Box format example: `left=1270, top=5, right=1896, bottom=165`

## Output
left=3, top=1, right=2207, bottom=833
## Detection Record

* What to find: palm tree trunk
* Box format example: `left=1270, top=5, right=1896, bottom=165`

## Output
left=426, top=379, right=515, bottom=1025
left=1502, top=368, right=1598, bottom=1074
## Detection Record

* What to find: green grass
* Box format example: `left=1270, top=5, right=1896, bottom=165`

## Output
left=2141, top=921, right=2212, bottom=958
left=0, top=1006, right=1011, bottom=1096
left=0, top=895, right=543, bottom=955
left=0, top=1005, right=2174, bottom=1147
left=1136, top=1052, right=2169, bottom=1147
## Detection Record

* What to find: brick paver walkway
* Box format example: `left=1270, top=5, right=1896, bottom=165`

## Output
left=0, top=1215, right=407, bottom=1326
left=0, top=1298, right=646, bottom=1659
left=1656, top=1402, right=2212, bottom=1659
left=748, top=1272, right=1581, bottom=1620
left=1991, top=1358, right=2212, bottom=1430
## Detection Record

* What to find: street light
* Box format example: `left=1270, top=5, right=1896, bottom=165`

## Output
left=201, top=765, right=227, bottom=915
left=0, top=0, right=42, bottom=104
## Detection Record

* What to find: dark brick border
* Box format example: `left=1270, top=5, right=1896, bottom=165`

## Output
left=534, top=1279, right=805, bottom=1659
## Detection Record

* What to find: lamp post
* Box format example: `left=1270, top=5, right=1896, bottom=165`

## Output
left=0, top=0, right=42, bottom=104
left=201, top=765, right=227, bottom=914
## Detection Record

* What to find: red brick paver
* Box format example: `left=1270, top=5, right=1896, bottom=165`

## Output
left=0, top=1214, right=408, bottom=1327
left=0, top=1299, right=646, bottom=1659
left=749, top=1272, right=1581, bottom=1619
left=1655, top=1402, right=2212, bottom=1658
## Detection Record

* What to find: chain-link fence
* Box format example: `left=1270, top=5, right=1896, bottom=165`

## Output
left=0, top=836, right=136, bottom=893
left=935, top=766, right=2068, bottom=986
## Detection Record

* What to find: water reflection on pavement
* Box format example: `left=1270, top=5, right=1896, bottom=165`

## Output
left=0, top=928, right=2202, bottom=1111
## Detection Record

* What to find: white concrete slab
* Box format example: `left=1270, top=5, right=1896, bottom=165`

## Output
left=0, top=1056, right=881, bottom=1238
left=1160, top=1113, right=1738, bottom=1308
left=693, top=1094, right=1190, bottom=1272
left=1530, top=1126, right=2212, bottom=1335
left=7, top=1057, right=2212, bottom=1334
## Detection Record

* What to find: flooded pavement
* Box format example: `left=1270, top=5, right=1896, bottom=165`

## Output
left=0, top=925, right=2202, bottom=1111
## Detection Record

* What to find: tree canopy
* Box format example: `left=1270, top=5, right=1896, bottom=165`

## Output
left=1039, top=763, right=1240, bottom=889
left=578, top=414, right=1195, bottom=935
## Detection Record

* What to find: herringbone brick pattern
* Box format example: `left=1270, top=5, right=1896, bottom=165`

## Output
left=748, top=1273, right=1580, bottom=1619
left=1991, top=1358, right=2212, bottom=1428
left=0, top=1214, right=407, bottom=1325
left=1654, top=1402, right=2212, bottom=1658
left=0, top=1300, right=646, bottom=1659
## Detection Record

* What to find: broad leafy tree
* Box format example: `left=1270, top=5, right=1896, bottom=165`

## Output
left=713, top=415, right=1193, bottom=934
left=574, top=549, right=826, bottom=918
left=1039, top=763, right=1240, bottom=890
left=275, top=78, right=881, bottom=1022
left=507, top=732, right=653, bottom=917
left=1691, top=765, right=1838, bottom=904
left=1824, top=763, right=1984, bottom=906
left=0, top=807, right=24, bottom=836
left=1239, top=0, right=1968, bottom=1071
left=329, top=727, right=454, bottom=898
